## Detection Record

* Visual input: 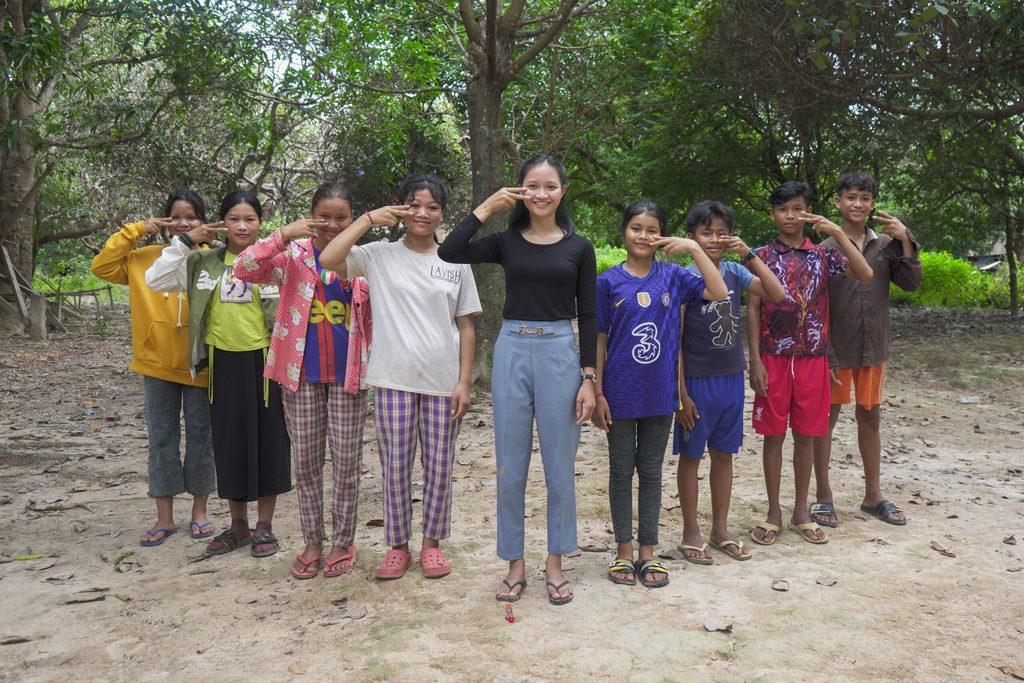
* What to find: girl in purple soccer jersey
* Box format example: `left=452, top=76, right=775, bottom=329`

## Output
left=593, top=200, right=727, bottom=588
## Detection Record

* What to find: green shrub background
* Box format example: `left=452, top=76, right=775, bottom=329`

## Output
left=890, top=251, right=1010, bottom=309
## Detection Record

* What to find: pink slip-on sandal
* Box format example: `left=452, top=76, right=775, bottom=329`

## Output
left=419, top=548, right=451, bottom=579
left=323, top=545, right=357, bottom=578
left=374, top=549, right=412, bottom=580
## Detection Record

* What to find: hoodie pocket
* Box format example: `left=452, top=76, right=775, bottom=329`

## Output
left=138, top=320, right=190, bottom=374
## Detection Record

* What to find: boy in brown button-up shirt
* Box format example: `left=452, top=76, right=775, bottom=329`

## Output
left=812, top=172, right=922, bottom=527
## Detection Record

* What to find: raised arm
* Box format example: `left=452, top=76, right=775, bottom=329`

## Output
left=318, top=205, right=411, bottom=276
left=91, top=220, right=162, bottom=284
left=144, top=237, right=190, bottom=292
left=875, top=211, right=923, bottom=292
left=233, top=221, right=322, bottom=285
left=800, top=211, right=873, bottom=282
left=648, top=236, right=728, bottom=300
left=720, top=235, right=786, bottom=302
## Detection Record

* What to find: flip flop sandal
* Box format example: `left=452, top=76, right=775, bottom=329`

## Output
left=607, top=558, right=637, bottom=586
left=787, top=521, right=829, bottom=544
left=546, top=580, right=573, bottom=605
left=709, top=539, right=752, bottom=561
left=419, top=548, right=451, bottom=579
left=250, top=530, right=280, bottom=557
left=375, top=549, right=412, bottom=580
left=679, top=542, right=714, bottom=565
left=495, top=579, right=527, bottom=602
left=291, top=554, right=321, bottom=580
left=809, top=502, right=840, bottom=528
left=860, top=500, right=907, bottom=526
left=634, top=559, right=670, bottom=588
left=205, top=529, right=254, bottom=556
left=139, top=527, right=177, bottom=547
left=750, top=522, right=781, bottom=546
left=189, top=521, right=216, bottom=539
left=323, top=545, right=357, bottom=578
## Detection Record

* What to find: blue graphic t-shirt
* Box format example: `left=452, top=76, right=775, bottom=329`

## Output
left=682, top=261, right=754, bottom=377
left=302, top=247, right=353, bottom=383
left=597, top=261, right=705, bottom=419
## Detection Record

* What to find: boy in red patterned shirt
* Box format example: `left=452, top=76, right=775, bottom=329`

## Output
left=746, top=182, right=873, bottom=546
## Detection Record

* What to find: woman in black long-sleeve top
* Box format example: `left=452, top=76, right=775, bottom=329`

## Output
left=438, top=154, right=596, bottom=606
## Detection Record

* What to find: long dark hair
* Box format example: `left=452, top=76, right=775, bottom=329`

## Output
left=159, top=189, right=206, bottom=242
left=507, top=154, right=574, bottom=235
left=219, top=189, right=262, bottom=221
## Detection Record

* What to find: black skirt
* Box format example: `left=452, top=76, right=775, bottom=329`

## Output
left=209, top=347, right=291, bottom=502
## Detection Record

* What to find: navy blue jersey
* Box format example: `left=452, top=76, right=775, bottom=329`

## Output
left=682, top=261, right=754, bottom=377
left=597, top=261, right=705, bottom=419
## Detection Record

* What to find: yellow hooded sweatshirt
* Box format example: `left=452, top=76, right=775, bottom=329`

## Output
left=91, top=221, right=207, bottom=387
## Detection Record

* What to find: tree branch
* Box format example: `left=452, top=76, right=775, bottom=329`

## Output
left=505, top=0, right=580, bottom=84
left=458, top=0, right=482, bottom=45
left=40, top=92, right=175, bottom=150
left=859, top=96, right=1024, bottom=122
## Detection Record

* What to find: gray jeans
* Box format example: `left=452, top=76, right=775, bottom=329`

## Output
left=143, top=376, right=216, bottom=498
left=607, top=415, right=673, bottom=546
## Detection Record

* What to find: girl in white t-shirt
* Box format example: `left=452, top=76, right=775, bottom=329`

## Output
left=319, top=174, right=481, bottom=581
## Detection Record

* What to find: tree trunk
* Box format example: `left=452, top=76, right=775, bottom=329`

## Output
left=0, top=143, right=38, bottom=280
left=1007, top=215, right=1020, bottom=318
left=465, top=75, right=508, bottom=385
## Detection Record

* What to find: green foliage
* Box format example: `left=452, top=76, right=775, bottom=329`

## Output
left=594, top=243, right=626, bottom=275
left=890, top=251, right=1010, bottom=309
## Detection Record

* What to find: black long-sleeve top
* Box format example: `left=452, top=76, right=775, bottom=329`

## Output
left=438, top=213, right=597, bottom=368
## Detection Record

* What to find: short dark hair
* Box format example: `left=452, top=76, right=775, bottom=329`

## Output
left=219, top=189, right=262, bottom=221
left=836, top=172, right=879, bottom=199
left=620, top=199, right=667, bottom=236
left=769, top=181, right=814, bottom=207
left=397, top=173, right=449, bottom=211
left=311, top=181, right=353, bottom=213
left=508, top=154, right=574, bottom=234
left=686, top=200, right=734, bottom=233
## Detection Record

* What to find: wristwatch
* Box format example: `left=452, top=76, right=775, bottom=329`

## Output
left=581, top=373, right=597, bottom=382
left=741, top=251, right=757, bottom=264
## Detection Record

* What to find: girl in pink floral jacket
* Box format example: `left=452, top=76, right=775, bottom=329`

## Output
left=234, top=182, right=371, bottom=580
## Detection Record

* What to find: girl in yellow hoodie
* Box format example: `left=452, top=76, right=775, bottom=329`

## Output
left=91, top=189, right=223, bottom=546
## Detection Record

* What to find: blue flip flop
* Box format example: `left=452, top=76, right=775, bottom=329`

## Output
left=189, top=521, right=215, bottom=539
left=139, top=527, right=178, bottom=547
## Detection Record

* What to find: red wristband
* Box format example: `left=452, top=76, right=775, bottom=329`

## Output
left=595, top=392, right=604, bottom=398
left=364, top=211, right=374, bottom=225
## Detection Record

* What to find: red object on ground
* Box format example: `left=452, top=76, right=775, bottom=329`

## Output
left=505, top=604, right=515, bottom=623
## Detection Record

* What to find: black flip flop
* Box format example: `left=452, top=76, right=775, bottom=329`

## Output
left=495, top=579, right=527, bottom=602
left=809, top=502, right=839, bottom=528
left=546, top=580, right=573, bottom=605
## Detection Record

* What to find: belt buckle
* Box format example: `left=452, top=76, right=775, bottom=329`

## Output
left=516, top=325, right=543, bottom=336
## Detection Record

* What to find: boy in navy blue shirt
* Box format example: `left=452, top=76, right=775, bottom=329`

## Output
left=674, top=201, right=786, bottom=563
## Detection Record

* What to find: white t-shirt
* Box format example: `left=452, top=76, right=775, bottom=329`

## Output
left=347, top=240, right=482, bottom=396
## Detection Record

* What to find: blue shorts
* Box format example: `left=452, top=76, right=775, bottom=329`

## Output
left=673, top=372, right=745, bottom=459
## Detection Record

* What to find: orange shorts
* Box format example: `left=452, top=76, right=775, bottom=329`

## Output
left=830, top=364, right=885, bottom=409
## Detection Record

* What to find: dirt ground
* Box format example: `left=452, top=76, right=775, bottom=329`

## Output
left=0, top=308, right=1022, bottom=682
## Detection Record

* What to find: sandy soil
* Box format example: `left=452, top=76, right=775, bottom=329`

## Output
left=0, top=309, right=1022, bottom=682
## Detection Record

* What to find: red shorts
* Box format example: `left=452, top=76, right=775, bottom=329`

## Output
left=830, top=364, right=886, bottom=409
left=752, top=355, right=830, bottom=436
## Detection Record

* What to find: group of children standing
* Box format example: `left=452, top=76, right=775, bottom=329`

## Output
left=91, top=159, right=920, bottom=604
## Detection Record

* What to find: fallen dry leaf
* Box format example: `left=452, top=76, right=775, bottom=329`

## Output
left=930, top=541, right=956, bottom=558
left=365, top=519, right=384, bottom=528
left=816, top=577, right=837, bottom=587
left=0, top=635, right=34, bottom=645
left=1003, top=535, right=1017, bottom=546
left=288, top=662, right=309, bottom=675
left=995, top=664, right=1024, bottom=680
left=771, top=579, right=789, bottom=592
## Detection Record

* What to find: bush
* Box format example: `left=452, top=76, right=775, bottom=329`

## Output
left=890, top=251, right=1011, bottom=309
left=595, top=243, right=627, bottom=275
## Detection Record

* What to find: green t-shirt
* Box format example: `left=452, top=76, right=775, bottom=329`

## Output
left=204, top=252, right=269, bottom=351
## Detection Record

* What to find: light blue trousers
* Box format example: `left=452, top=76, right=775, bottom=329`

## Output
left=492, top=319, right=581, bottom=560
